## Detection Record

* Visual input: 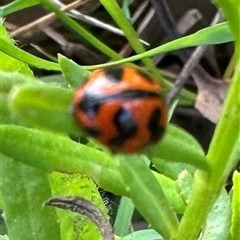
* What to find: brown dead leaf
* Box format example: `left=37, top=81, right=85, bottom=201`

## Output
left=195, top=77, right=229, bottom=123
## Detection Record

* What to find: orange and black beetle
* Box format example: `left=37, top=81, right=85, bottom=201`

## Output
left=72, top=66, right=167, bottom=153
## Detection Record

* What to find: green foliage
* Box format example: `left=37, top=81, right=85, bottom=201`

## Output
left=231, top=171, right=240, bottom=239
left=49, top=173, right=106, bottom=240
left=0, top=0, right=239, bottom=240
left=0, top=155, right=61, bottom=240
left=114, top=197, right=134, bottom=237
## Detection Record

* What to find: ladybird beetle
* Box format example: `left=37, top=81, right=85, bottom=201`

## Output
left=72, top=66, right=167, bottom=153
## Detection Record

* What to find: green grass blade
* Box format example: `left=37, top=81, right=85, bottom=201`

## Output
left=100, top=0, right=164, bottom=83
left=114, top=196, right=134, bottom=237
left=85, top=22, right=234, bottom=69
left=41, top=0, right=121, bottom=61
left=0, top=0, right=40, bottom=17
left=0, top=38, right=60, bottom=71
left=0, top=22, right=34, bottom=75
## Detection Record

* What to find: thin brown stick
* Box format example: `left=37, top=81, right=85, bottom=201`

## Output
left=11, top=0, right=86, bottom=38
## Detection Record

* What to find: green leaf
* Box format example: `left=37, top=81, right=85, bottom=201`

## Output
left=122, top=0, right=135, bottom=20
left=0, top=154, right=61, bottom=240
left=1, top=22, right=233, bottom=72
left=123, top=229, right=162, bottom=240
left=0, top=125, right=126, bottom=196
left=201, top=188, right=231, bottom=240
left=100, top=0, right=164, bottom=84
left=49, top=172, right=107, bottom=240
left=231, top=171, right=240, bottom=239
left=153, top=171, right=187, bottom=213
left=176, top=170, right=194, bottom=204
left=0, top=0, right=40, bottom=17
left=213, top=0, right=240, bottom=42
left=116, top=154, right=179, bottom=239
left=39, top=74, right=68, bottom=86
left=114, top=197, right=134, bottom=237
left=174, top=0, right=240, bottom=237
left=152, top=158, right=196, bottom=180
left=152, top=124, right=209, bottom=172
left=0, top=22, right=33, bottom=76
left=0, top=38, right=60, bottom=71
left=85, top=22, right=234, bottom=69
left=41, top=0, right=121, bottom=61
left=58, top=54, right=89, bottom=88
left=0, top=71, right=37, bottom=124
left=0, top=0, right=40, bottom=18
left=8, top=81, right=81, bottom=134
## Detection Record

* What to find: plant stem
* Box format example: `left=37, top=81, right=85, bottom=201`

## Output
left=175, top=51, right=240, bottom=240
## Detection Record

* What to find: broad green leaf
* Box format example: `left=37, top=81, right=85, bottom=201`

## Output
left=114, top=196, right=134, bottom=237
left=0, top=22, right=61, bottom=240
left=0, top=71, right=36, bottom=124
left=201, top=188, right=231, bottom=240
left=153, top=171, right=187, bottom=213
left=0, top=0, right=40, bottom=17
left=123, top=229, right=163, bottom=240
left=152, top=124, right=209, bottom=172
left=0, top=71, right=36, bottom=92
left=8, top=82, right=81, bottom=134
left=49, top=172, right=107, bottom=240
left=231, top=171, right=240, bottom=240
left=0, top=125, right=126, bottom=196
left=0, top=154, right=61, bottom=240
left=116, top=154, right=178, bottom=239
left=152, top=158, right=196, bottom=180
left=58, top=54, right=89, bottom=88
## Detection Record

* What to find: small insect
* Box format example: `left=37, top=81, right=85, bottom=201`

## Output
left=72, top=66, right=167, bottom=153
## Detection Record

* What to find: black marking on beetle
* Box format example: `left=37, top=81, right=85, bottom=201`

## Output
left=147, top=108, right=164, bottom=142
left=109, top=108, right=138, bottom=147
left=105, top=67, right=124, bottom=82
left=85, top=126, right=101, bottom=137
left=77, top=93, right=102, bottom=118
left=108, top=90, right=159, bottom=100
left=77, top=90, right=160, bottom=117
